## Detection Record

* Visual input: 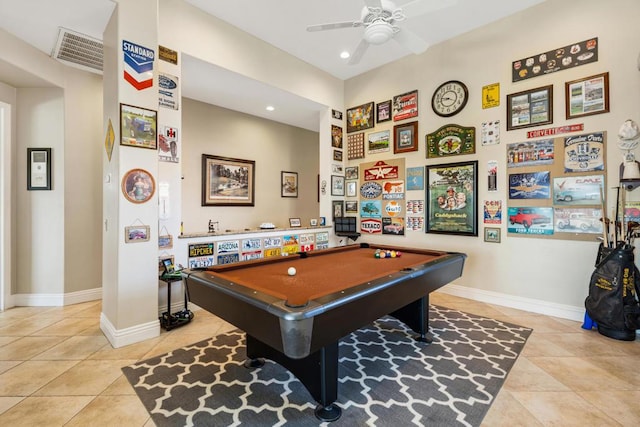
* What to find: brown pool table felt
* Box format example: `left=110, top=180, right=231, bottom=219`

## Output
left=203, top=245, right=447, bottom=307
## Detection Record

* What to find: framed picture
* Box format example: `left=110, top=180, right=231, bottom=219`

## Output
left=376, top=100, right=392, bottom=123
left=368, top=130, right=391, bottom=154
left=120, top=103, right=157, bottom=149
left=202, top=154, right=255, bottom=206
left=392, top=90, right=418, bottom=121
left=124, top=225, right=150, bottom=243
left=332, top=200, right=344, bottom=219
left=331, top=125, right=343, bottom=148
left=121, top=168, right=155, bottom=204
left=26, top=147, right=52, bottom=190
left=346, top=102, right=374, bottom=133
left=394, top=121, right=418, bottom=154
left=158, top=234, right=173, bottom=249
left=289, top=218, right=301, bottom=227
left=310, top=218, right=318, bottom=226
left=345, top=200, right=358, bottom=213
left=425, top=160, right=478, bottom=236
left=506, top=85, right=553, bottom=131
left=331, top=175, right=345, bottom=196
left=345, top=166, right=358, bottom=180
left=565, top=72, right=610, bottom=119
left=158, top=255, right=175, bottom=275
left=333, top=149, right=343, bottom=162
left=346, top=180, right=358, bottom=197
left=320, top=217, right=326, bottom=226
left=484, top=227, right=501, bottom=243
left=281, top=171, right=298, bottom=198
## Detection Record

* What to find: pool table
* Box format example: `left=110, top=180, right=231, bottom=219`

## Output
left=183, top=243, right=466, bottom=421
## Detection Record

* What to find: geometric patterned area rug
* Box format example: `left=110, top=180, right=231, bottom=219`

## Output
left=122, top=306, right=531, bottom=427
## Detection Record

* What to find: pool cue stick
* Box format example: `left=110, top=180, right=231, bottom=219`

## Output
left=599, top=186, right=608, bottom=247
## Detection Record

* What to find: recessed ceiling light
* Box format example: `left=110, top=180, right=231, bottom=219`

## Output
left=266, top=105, right=275, bottom=111
left=340, top=51, right=350, bottom=59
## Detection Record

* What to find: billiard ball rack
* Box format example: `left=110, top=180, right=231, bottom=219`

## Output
left=159, top=274, right=194, bottom=331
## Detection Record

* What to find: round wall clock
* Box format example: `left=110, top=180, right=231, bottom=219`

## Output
left=431, top=80, right=469, bottom=117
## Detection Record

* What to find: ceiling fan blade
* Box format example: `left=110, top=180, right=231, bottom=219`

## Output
left=393, top=27, right=429, bottom=54
left=402, top=0, right=458, bottom=19
left=348, top=39, right=370, bottom=65
left=307, top=21, right=363, bottom=32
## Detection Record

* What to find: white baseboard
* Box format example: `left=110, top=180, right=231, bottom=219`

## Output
left=12, top=287, right=102, bottom=307
left=438, top=283, right=585, bottom=322
left=100, top=312, right=160, bottom=348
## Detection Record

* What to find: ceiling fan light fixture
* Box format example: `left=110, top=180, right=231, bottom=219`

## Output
left=364, top=20, right=393, bottom=45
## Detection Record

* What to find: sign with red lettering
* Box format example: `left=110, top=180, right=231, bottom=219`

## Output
left=527, top=124, right=584, bottom=139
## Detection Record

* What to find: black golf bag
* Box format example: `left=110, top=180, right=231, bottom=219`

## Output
left=585, top=243, right=640, bottom=341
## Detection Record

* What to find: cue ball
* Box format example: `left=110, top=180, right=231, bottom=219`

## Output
left=288, top=267, right=297, bottom=276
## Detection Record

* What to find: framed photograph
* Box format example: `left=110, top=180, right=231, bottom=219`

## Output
left=332, top=200, right=344, bottom=219
left=345, top=166, right=358, bottom=180
left=392, top=90, right=418, bottom=121
left=310, top=218, right=318, bottom=226
left=346, top=180, right=358, bottom=197
left=120, top=103, right=157, bottom=149
left=124, top=225, right=150, bottom=243
left=202, top=154, right=255, bottom=206
left=121, top=168, right=155, bottom=204
left=332, top=109, right=343, bottom=120
left=376, top=100, right=392, bottom=123
left=333, top=149, right=343, bottom=162
left=158, top=234, right=173, bottom=249
left=345, top=200, right=358, bottom=213
left=320, top=216, right=326, bottom=226
left=367, top=130, right=391, bottom=154
left=331, top=124, right=343, bottom=148
left=394, top=121, right=418, bottom=154
left=426, top=160, right=478, bottom=236
left=346, top=102, right=374, bottom=133
left=281, top=171, right=298, bottom=198
left=27, top=147, right=52, bottom=190
left=331, top=175, right=345, bottom=196
left=565, top=72, right=609, bottom=119
left=506, top=85, right=553, bottom=131
left=484, top=227, right=501, bottom=243
left=289, top=218, right=301, bottom=227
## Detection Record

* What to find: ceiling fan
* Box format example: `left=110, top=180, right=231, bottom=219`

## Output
left=306, top=0, right=457, bottom=65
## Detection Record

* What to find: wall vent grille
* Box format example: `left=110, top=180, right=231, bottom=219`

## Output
left=52, top=27, right=103, bottom=74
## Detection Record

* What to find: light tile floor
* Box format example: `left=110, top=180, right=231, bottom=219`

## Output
left=0, top=292, right=639, bottom=426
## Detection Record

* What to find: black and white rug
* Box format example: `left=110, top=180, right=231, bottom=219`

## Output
left=123, top=306, right=531, bottom=426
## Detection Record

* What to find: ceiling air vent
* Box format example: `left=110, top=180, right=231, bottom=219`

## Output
left=52, top=27, right=103, bottom=74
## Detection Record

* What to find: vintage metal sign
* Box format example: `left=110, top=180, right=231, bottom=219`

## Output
left=426, top=124, right=476, bottom=159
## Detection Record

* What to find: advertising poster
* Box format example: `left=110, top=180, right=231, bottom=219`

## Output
left=554, top=207, right=603, bottom=234
left=507, top=207, right=553, bottom=235
left=553, top=175, right=604, bottom=205
left=507, top=139, right=554, bottom=168
left=484, top=200, right=503, bottom=224
left=564, top=132, right=605, bottom=172
left=509, top=171, right=551, bottom=199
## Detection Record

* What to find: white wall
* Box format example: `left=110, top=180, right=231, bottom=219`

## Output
left=15, top=88, right=65, bottom=295
left=181, top=99, right=319, bottom=231
left=344, top=0, right=640, bottom=314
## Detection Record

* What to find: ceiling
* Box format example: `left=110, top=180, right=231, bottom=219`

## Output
left=0, top=0, right=545, bottom=131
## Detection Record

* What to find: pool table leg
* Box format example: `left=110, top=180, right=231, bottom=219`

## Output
left=390, top=295, right=433, bottom=343
left=245, top=334, right=342, bottom=422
